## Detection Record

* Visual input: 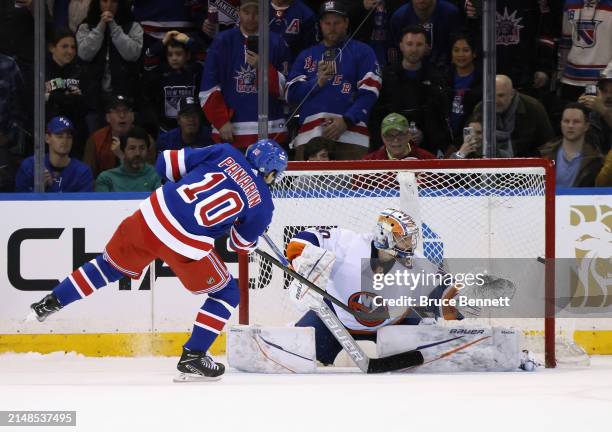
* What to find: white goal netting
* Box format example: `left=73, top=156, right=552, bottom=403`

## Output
left=243, top=161, right=587, bottom=367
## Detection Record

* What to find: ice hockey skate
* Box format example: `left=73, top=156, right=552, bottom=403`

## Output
left=174, top=347, right=225, bottom=382
left=28, top=294, right=63, bottom=322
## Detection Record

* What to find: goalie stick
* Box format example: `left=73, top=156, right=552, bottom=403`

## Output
left=257, top=234, right=424, bottom=373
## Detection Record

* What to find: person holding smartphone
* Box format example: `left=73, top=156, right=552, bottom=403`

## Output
left=199, top=0, right=291, bottom=150
left=286, top=1, right=382, bottom=160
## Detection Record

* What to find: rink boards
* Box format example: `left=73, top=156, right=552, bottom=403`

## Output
left=0, top=189, right=610, bottom=356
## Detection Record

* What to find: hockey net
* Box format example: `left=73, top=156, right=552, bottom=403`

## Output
left=239, top=159, right=586, bottom=368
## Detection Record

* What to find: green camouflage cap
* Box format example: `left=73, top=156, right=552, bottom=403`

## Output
left=381, top=113, right=409, bottom=135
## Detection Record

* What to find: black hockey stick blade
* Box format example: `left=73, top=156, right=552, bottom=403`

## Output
left=366, top=350, right=424, bottom=374
left=255, top=248, right=390, bottom=322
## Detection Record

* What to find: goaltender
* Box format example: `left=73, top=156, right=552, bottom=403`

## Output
left=283, top=208, right=534, bottom=371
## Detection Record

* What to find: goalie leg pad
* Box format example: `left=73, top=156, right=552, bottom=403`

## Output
left=227, top=325, right=317, bottom=374
left=376, top=324, right=522, bottom=372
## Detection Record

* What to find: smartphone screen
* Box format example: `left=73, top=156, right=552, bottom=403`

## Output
left=246, top=35, right=259, bottom=54
left=322, top=48, right=338, bottom=75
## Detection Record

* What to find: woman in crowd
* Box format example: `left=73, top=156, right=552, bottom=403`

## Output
left=445, top=33, right=482, bottom=147
left=76, top=0, right=143, bottom=132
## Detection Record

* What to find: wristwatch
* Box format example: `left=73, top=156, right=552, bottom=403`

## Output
left=454, top=151, right=466, bottom=159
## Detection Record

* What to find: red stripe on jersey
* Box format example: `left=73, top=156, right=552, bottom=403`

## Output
left=212, top=132, right=288, bottom=149
left=149, top=192, right=215, bottom=253
left=299, top=118, right=369, bottom=135
left=358, top=77, right=382, bottom=91
left=169, top=150, right=180, bottom=181
left=72, top=269, right=94, bottom=296
left=196, top=312, right=226, bottom=332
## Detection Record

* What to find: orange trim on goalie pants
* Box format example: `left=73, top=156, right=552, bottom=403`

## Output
left=286, top=241, right=306, bottom=262
left=105, top=210, right=230, bottom=294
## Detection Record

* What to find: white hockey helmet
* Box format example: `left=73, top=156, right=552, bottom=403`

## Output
left=372, top=208, right=419, bottom=258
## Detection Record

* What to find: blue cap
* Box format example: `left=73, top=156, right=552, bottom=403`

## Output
left=46, top=116, right=75, bottom=134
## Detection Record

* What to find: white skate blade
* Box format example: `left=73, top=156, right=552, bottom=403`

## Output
left=173, top=372, right=223, bottom=383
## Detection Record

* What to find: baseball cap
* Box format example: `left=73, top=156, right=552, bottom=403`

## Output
left=105, top=94, right=133, bottom=112
left=46, top=116, right=74, bottom=134
left=598, top=68, right=612, bottom=87
left=178, top=96, right=201, bottom=116
left=240, top=0, right=258, bottom=8
left=320, top=1, right=348, bottom=18
left=381, top=113, right=409, bottom=135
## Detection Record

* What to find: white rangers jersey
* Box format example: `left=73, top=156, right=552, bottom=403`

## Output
left=287, top=228, right=441, bottom=332
left=560, top=0, right=612, bottom=86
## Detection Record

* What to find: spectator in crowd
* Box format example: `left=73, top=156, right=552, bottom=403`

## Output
left=352, top=0, right=406, bottom=66
left=370, top=25, right=451, bottom=156
left=83, top=94, right=155, bottom=177
left=559, top=0, right=612, bottom=102
left=0, top=52, right=26, bottom=192
left=201, top=0, right=240, bottom=39
left=76, top=0, right=143, bottom=132
left=579, top=69, right=612, bottom=154
left=95, top=126, right=161, bottom=192
left=363, top=112, right=435, bottom=160
left=50, top=0, right=92, bottom=32
left=448, top=113, right=482, bottom=159
left=286, top=1, right=381, bottom=160
left=473, top=75, right=554, bottom=157
left=132, top=0, right=204, bottom=67
left=303, top=136, right=334, bottom=161
left=46, top=27, right=88, bottom=158
left=200, top=0, right=290, bottom=150
left=0, top=0, right=53, bottom=145
left=269, top=0, right=317, bottom=64
left=156, top=96, right=213, bottom=153
left=463, top=0, right=559, bottom=93
left=595, top=149, right=612, bottom=186
left=389, top=0, right=463, bottom=70
left=445, top=33, right=481, bottom=144
left=141, top=31, right=204, bottom=133
left=15, top=116, right=93, bottom=192
left=540, top=103, right=603, bottom=188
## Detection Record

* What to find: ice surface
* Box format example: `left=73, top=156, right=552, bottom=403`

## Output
left=1, top=353, right=611, bottom=432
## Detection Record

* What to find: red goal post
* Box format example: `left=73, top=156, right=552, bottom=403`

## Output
left=238, top=159, right=557, bottom=367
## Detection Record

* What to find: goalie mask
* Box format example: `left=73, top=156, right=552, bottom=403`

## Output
left=373, top=208, right=419, bottom=259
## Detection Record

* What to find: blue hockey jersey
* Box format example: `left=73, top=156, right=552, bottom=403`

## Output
left=199, top=28, right=290, bottom=149
left=140, top=144, right=274, bottom=260
left=269, top=0, right=317, bottom=63
left=285, top=39, right=382, bottom=148
left=389, top=0, right=462, bottom=68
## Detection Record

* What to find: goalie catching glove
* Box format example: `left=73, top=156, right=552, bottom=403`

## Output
left=288, top=243, right=336, bottom=312
left=454, top=274, right=516, bottom=318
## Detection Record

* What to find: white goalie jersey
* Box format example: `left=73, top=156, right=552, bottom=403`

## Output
left=286, top=228, right=441, bottom=333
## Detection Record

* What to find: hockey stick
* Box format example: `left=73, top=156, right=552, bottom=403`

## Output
left=255, top=248, right=389, bottom=322
left=258, top=234, right=424, bottom=373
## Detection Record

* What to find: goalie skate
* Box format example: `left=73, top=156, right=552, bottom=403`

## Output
left=174, top=348, right=225, bottom=382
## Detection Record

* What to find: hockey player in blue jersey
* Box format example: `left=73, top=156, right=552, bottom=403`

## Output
left=29, top=139, right=288, bottom=382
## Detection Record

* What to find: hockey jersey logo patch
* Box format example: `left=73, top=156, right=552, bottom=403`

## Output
left=234, top=65, right=257, bottom=94
left=496, top=8, right=524, bottom=46
left=574, top=20, right=602, bottom=48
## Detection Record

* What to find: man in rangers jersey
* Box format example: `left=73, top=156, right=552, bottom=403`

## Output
left=285, top=0, right=382, bottom=160
left=285, top=208, right=487, bottom=365
left=29, top=139, right=288, bottom=382
left=269, top=0, right=317, bottom=63
left=559, top=0, right=612, bottom=101
left=199, top=0, right=291, bottom=150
